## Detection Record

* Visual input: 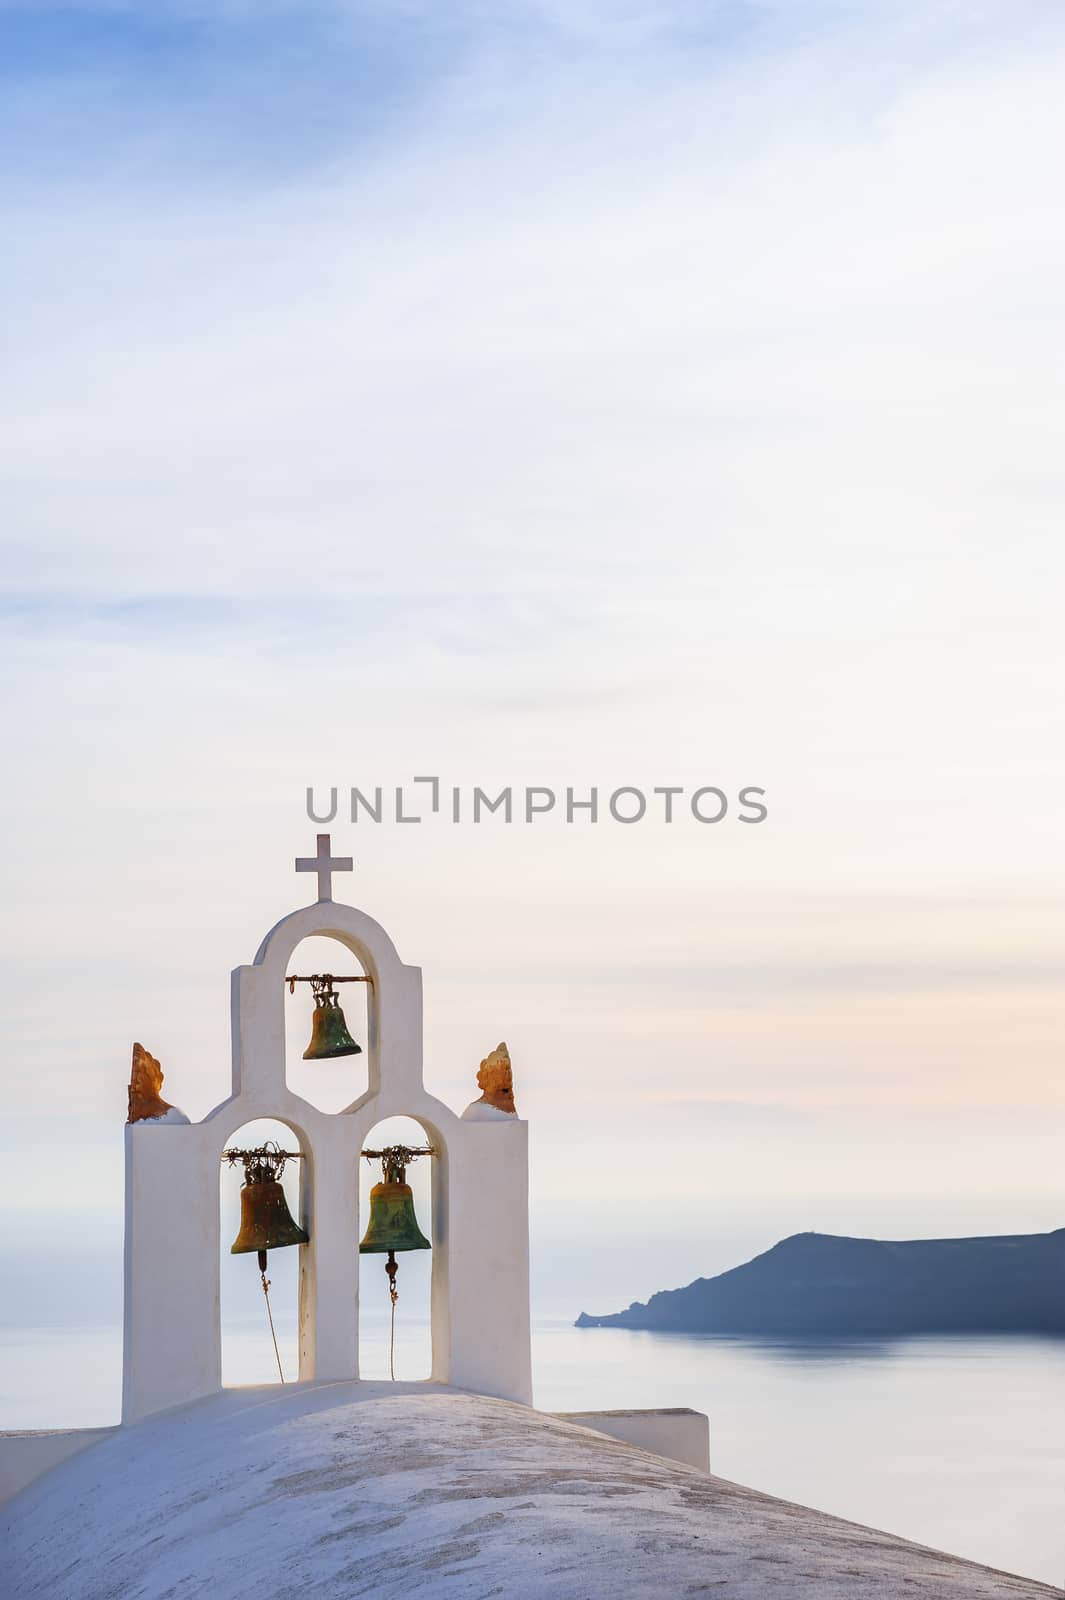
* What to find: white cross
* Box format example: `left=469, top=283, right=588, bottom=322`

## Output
left=295, top=833, right=353, bottom=902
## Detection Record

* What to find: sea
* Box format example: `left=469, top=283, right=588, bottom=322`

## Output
left=3, top=1270, right=1063, bottom=1589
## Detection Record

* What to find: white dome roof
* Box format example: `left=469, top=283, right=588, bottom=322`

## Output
left=3, top=1383, right=1051, bottom=1599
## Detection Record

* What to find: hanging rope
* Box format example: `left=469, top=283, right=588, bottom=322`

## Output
left=386, top=1251, right=399, bottom=1381
left=260, top=1264, right=285, bottom=1384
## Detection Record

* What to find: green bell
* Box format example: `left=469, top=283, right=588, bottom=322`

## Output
left=303, top=976, right=362, bottom=1060
left=359, top=1180, right=431, bottom=1254
left=360, top=1147, right=432, bottom=1382
left=359, top=1152, right=430, bottom=1255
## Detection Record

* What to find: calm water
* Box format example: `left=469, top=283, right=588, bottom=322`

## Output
left=537, top=1322, right=1065, bottom=1590
left=2, top=1309, right=1062, bottom=1587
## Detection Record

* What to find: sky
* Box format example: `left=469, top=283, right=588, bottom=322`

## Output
left=1, top=1, right=1063, bottom=1330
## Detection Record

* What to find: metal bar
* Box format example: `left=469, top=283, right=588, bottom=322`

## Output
left=222, top=1148, right=304, bottom=1161
left=284, top=974, right=372, bottom=984
left=361, top=1146, right=436, bottom=1160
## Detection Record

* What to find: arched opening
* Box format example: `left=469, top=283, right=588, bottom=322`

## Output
left=283, top=934, right=371, bottom=1113
left=358, top=1115, right=434, bottom=1382
left=220, top=1116, right=307, bottom=1388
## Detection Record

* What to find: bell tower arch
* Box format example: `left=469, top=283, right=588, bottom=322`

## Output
left=121, top=838, right=532, bottom=1422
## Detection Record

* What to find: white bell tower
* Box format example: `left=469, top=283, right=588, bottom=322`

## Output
left=121, top=836, right=533, bottom=1422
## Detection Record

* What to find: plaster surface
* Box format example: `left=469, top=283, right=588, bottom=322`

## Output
left=556, top=1406, right=711, bottom=1471
left=2, top=1383, right=1054, bottom=1600
left=0, top=1428, right=117, bottom=1504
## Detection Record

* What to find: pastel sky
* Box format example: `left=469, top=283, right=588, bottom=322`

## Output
left=1, top=1, right=1062, bottom=1315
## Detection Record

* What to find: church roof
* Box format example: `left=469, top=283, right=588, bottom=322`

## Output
left=3, top=1383, right=1054, bottom=1599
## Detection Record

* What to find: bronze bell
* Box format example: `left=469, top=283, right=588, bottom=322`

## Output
left=360, top=1152, right=430, bottom=1256
left=231, top=1153, right=308, bottom=1265
left=359, top=1179, right=431, bottom=1255
left=303, top=975, right=362, bottom=1060
left=359, top=1145, right=432, bottom=1382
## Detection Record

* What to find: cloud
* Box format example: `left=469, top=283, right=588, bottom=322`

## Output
left=0, top=1, right=1062, bottom=1221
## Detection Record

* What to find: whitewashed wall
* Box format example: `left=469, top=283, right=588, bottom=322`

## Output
left=123, top=899, right=533, bottom=1422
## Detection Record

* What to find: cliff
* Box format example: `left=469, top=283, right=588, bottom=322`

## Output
left=576, top=1227, right=1065, bottom=1335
